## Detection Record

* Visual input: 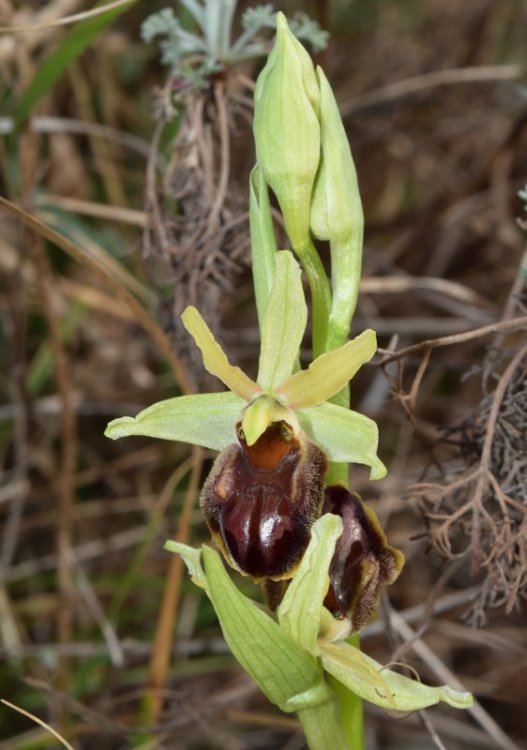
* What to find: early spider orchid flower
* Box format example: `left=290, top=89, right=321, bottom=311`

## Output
left=106, top=251, right=385, bottom=588
left=166, top=514, right=473, bottom=722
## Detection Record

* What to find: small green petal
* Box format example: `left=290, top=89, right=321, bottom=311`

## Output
left=181, top=307, right=260, bottom=400
left=278, top=514, right=342, bottom=655
left=105, top=392, right=244, bottom=451
left=241, top=394, right=299, bottom=446
left=319, top=641, right=473, bottom=712
left=278, top=329, right=376, bottom=408
left=297, top=401, right=387, bottom=479
left=201, top=545, right=332, bottom=713
left=257, top=251, right=307, bottom=389
left=164, top=540, right=207, bottom=590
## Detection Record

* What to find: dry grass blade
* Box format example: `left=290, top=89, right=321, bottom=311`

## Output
left=0, top=0, right=135, bottom=33
left=342, top=64, right=523, bottom=115
left=390, top=612, right=523, bottom=750
left=1, top=699, right=75, bottom=750
left=0, top=196, right=192, bottom=392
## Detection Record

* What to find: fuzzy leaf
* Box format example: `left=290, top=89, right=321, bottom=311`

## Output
left=297, top=401, right=386, bottom=479
left=278, top=514, right=342, bottom=654
left=105, top=391, right=243, bottom=451
left=320, top=641, right=473, bottom=712
left=182, top=307, right=260, bottom=400
left=257, top=251, right=307, bottom=389
left=279, top=330, right=376, bottom=408
left=201, top=545, right=332, bottom=713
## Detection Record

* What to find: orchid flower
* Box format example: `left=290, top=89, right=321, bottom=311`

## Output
left=166, top=514, right=472, bottom=749
left=105, top=250, right=385, bottom=481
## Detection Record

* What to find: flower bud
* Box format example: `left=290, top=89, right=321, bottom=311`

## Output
left=310, top=67, right=362, bottom=244
left=322, top=485, right=404, bottom=632
left=253, top=12, right=320, bottom=251
left=310, top=67, right=364, bottom=349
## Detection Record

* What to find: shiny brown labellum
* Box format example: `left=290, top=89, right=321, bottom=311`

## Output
left=323, top=484, right=404, bottom=632
left=200, top=421, right=327, bottom=581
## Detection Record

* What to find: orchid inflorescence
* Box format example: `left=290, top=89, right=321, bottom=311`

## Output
left=107, top=12, right=473, bottom=749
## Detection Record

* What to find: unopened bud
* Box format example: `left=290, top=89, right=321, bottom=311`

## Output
left=253, top=12, right=320, bottom=251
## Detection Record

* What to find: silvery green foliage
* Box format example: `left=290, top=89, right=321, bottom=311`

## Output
left=141, top=1, right=328, bottom=90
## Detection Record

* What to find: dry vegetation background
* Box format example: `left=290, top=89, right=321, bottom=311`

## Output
left=1, top=1, right=527, bottom=748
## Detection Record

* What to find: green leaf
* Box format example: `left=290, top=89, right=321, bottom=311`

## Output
left=249, top=164, right=277, bottom=329
left=181, top=307, right=260, bottom=400
left=257, top=251, right=307, bottom=389
left=278, top=514, right=342, bottom=655
left=13, top=1, right=138, bottom=130
left=297, top=401, right=386, bottom=479
left=278, top=329, right=376, bottom=408
left=202, top=545, right=332, bottom=713
left=105, top=391, right=244, bottom=450
left=320, top=641, right=473, bottom=712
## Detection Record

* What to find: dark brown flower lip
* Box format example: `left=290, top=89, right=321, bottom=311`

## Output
left=323, top=484, right=404, bottom=631
left=200, top=424, right=327, bottom=582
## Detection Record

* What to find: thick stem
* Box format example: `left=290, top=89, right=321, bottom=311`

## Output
left=327, top=636, right=365, bottom=750
left=297, top=694, right=349, bottom=750
left=295, top=237, right=332, bottom=358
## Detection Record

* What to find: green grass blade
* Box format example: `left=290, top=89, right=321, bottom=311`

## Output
left=13, top=0, right=137, bottom=130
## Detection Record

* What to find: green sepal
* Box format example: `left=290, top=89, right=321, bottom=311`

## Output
left=278, top=329, right=376, bottom=408
left=319, top=641, right=474, bottom=712
left=105, top=391, right=244, bottom=451
left=257, top=251, right=307, bottom=389
left=201, top=545, right=332, bottom=713
left=297, top=401, right=386, bottom=479
left=278, top=514, right=342, bottom=655
left=181, top=306, right=260, bottom=400
left=249, top=164, right=277, bottom=328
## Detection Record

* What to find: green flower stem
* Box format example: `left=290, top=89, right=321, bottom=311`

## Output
left=327, top=635, right=365, bottom=750
left=294, top=237, right=332, bottom=358
left=249, top=164, right=277, bottom=328
left=297, top=694, right=349, bottom=750
left=327, top=236, right=362, bottom=353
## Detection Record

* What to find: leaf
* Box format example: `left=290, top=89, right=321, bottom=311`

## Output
left=13, top=0, right=138, bottom=130
left=105, top=391, right=244, bottom=451
left=257, top=251, right=307, bottom=389
left=320, top=641, right=473, bottom=712
left=202, top=545, right=332, bottom=713
left=297, top=401, right=386, bottom=480
left=182, top=307, right=260, bottom=400
left=278, top=329, right=376, bottom=408
left=278, top=514, right=342, bottom=655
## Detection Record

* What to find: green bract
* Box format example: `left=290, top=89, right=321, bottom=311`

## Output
left=166, top=515, right=473, bottom=721
left=105, top=251, right=386, bottom=480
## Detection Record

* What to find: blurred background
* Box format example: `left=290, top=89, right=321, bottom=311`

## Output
left=1, top=1, right=526, bottom=748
